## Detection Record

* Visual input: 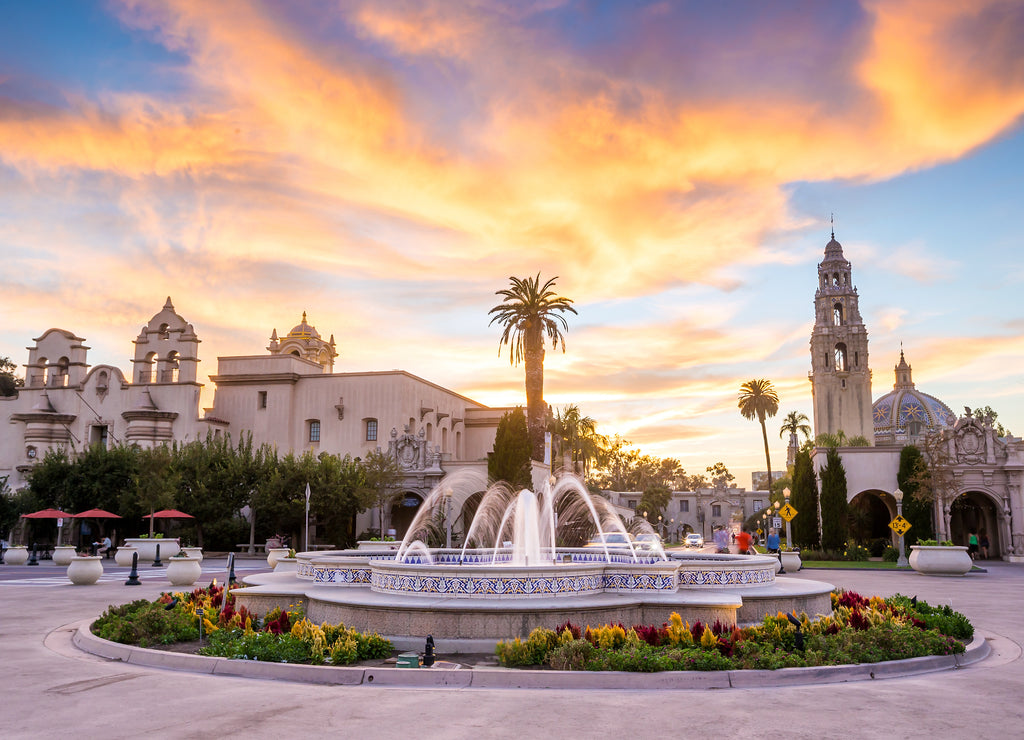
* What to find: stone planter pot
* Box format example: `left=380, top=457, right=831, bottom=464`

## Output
left=4, top=545, right=29, bottom=565
left=123, top=537, right=180, bottom=563
left=166, top=556, right=203, bottom=586
left=909, top=545, right=973, bottom=576
left=115, top=545, right=138, bottom=567
left=273, top=556, right=297, bottom=573
left=356, top=540, right=399, bottom=551
left=52, top=545, right=78, bottom=566
left=267, top=547, right=290, bottom=568
left=182, top=547, right=203, bottom=562
left=781, top=551, right=802, bottom=572
left=67, top=555, right=103, bottom=585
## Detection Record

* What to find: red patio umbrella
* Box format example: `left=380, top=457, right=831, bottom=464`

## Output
left=73, top=509, right=122, bottom=519
left=21, top=508, right=73, bottom=519
left=21, top=508, right=74, bottom=546
left=142, top=509, right=194, bottom=519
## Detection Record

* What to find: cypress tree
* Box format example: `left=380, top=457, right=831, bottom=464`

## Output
left=488, top=407, right=533, bottom=490
left=897, top=445, right=934, bottom=545
left=819, top=446, right=849, bottom=551
left=790, top=449, right=820, bottom=548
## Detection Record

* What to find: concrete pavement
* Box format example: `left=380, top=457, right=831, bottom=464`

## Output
left=1, top=557, right=1021, bottom=739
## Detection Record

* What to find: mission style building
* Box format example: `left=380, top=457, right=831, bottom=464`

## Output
left=0, top=299, right=522, bottom=537
left=807, top=233, right=1024, bottom=561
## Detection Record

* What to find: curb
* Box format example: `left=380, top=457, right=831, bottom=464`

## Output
left=72, top=619, right=991, bottom=690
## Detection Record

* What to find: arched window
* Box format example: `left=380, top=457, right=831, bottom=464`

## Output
left=833, top=303, right=844, bottom=326
left=426, top=423, right=433, bottom=442
left=365, top=418, right=378, bottom=442
left=308, top=419, right=321, bottom=443
left=157, top=323, right=170, bottom=340
left=442, top=427, right=449, bottom=453
left=834, top=343, right=848, bottom=372
left=164, top=351, right=179, bottom=383
left=141, top=352, right=157, bottom=383
left=832, top=272, right=840, bottom=286
left=455, top=431, right=462, bottom=458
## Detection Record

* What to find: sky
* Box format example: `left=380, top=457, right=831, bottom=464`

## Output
left=2, top=0, right=1023, bottom=488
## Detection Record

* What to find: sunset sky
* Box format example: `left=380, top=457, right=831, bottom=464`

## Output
left=2, top=0, right=1023, bottom=487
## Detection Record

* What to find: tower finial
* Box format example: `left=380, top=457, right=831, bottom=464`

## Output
left=830, top=213, right=834, bottom=240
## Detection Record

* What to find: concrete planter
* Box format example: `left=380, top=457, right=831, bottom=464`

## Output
left=267, top=547, right=291, bottom=568
left=273, top=556, right=298, bottom=573
left=52, top=545, right=78, bottom=566
left=4, top=545, right=29, bottom=565
left=166, top=556, right=203, bottom=586
left=356, top=540, right=399, bottom=551
left=182, top=547, right=203, bottom=562
left=67, top=555, right=103, bottom=585
left=781, top=551, right=802, bottom=572
left=909, top=545, right=972, bottom=576
left=123, top=537, right=180, bottom=563
left=114, top=545, right=138, bottom=567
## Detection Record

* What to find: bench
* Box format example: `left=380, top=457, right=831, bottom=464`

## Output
left=308, top=544, right=336, bottom=551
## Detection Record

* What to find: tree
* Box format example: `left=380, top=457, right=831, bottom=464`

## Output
left=0, top=356, right=23, bottom=397
left=489, top=274, right=577, bottom=461
left=129, top=445, right=178, bottom=536
left=361, top=449, right=404, bottom=537
left=897, top=445, right=933, bottom=546
left=637, top=483, right=672, bottom=523
left=790, top=449, right=820, bottom=548
left=779, top=411, right=811, bottom=443
left=738, top=379, right=780, bottom=496
left=310, top=453, right=367, bottom=548
left=706, top=462, right=734, bottom=488
left=550, top=404, right=601, bottom=476
left=489, top=408, right=533, bottom=490
left=972, top=405, right=1012, bottom=437
left=819, top=446, right=848, bottom=550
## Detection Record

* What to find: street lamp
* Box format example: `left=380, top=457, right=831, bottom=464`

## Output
left=893, top=488, right=909, bottom=568
left=658, top=514, right=663, bottom=537
left=782, top=487, right=793, bottom=550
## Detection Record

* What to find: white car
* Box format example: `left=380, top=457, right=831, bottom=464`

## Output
left=634, top=533, right=662, bottom=550
left=585, top=532, right=634, bottom=549
left=684, top=533, right=704, bottom=549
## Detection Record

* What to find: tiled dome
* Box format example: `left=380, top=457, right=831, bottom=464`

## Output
left=873, top=351, right=956, bottom=444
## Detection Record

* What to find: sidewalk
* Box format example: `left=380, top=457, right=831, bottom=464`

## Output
left=1, top=558, right=1021, bottom=739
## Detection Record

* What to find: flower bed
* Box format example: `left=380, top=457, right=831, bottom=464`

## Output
left=91, top=583, right=392, bottom=665
left=494, top=590, right=972, bottom=671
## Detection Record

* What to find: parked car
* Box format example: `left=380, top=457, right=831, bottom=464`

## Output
left=634, top=533, right=663, bottom=550
left=585, top=532, right=634, bottom=548
left=684, top=533, right=704, bottom=549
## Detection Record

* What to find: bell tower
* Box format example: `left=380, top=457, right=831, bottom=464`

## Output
left=809, top=230, right=874, bottom=443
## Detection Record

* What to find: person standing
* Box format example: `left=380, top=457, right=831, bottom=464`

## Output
left=766, top=528, right=781, bottom=554
left=979, top=530, right=989, bottom=560
left=736, top=528, right=753, bottom=555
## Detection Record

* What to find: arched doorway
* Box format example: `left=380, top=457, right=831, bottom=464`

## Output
left=389, top=491, right=424, bottom=539
left=458, top=491, right=486, bottom=545
left=848, top=491, right=892, bottom=543
left=949, top=491, right=1001, bottom=559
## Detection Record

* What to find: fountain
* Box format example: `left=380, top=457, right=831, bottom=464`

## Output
left=232, top=472, right=834, bottom=649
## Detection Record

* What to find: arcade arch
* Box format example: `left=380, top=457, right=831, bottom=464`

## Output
left=947, top=490, right=1003, bottom=559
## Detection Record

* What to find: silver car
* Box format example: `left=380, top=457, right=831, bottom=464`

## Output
left=684, top=533, right=704, bottom=549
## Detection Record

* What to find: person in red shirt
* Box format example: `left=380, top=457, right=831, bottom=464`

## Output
left=735, top=528, right=753, bottom=554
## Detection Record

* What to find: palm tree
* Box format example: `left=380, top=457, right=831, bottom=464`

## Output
left=551, top=405, right=598, bottom=475
left=489, top=274, right=577, bottom=461
left=779, top=411, right=812, bottom=442
left=738, top=379, right=780, bottom=494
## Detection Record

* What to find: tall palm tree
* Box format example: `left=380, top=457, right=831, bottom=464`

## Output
left=738, top=379, right=780, bottom=494
left=779, top=411, right=812, bottom=442
left=489, top=274, right=577, bottom=461
left=552, top=405, right=599, bottom=476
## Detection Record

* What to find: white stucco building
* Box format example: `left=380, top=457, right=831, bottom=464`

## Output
left=0, top=299, right=528, bottom=538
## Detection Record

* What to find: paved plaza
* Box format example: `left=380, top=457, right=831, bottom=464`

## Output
left=1, top=556, right=1022, bottom=739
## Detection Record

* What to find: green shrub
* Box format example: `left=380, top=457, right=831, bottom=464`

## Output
left=200, top=630, right=313, bottom=663
left=842, top=542, right=870, bottom=562
left=356, top=631, right=392, bottom=661
left=329, top=634, right=359, bottom=665
left=882, top=546, right=900, bottom=562
left=887, top=595, right=974, bottom=640
left=547, top=639, right=594, bottom=670
left=92, top=599, right=199, bottom=646
left=869, top=538, right=888, bottom=557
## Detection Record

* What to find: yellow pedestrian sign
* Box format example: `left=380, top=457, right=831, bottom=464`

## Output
left=779, top=503, right=798, bottom=522
left=889, top=515, right=912, bottom=536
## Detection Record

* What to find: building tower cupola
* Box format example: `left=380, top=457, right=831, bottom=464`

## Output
left=268, top=312, right=338, bottom=372
left=808, top=228, right=874, bottom=443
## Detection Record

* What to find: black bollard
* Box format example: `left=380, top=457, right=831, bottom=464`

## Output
left=778, top=550, right=786, bottom=574
left=152, top=543, right=163, bottom=567
left=422, top=635, right=435, bottom=667
left=227, top=552, right=237, bottom=586
left=27, top=542, right=39, bottom=566
left=126, top=551, right=141, bottom=585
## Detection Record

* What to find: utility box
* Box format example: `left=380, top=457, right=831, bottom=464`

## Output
left=396, top=652, right=420, bottom=668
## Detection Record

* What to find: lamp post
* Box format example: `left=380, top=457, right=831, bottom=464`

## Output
left=783, top=487, right=792, bottom=549
left=658, top=515, right=663, bottom=537
left=443, top=487, right=453, bottom=549
left=893, top=488, right=909, bottom=568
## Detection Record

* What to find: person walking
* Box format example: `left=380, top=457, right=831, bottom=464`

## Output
left=736, top=528, right=753, bottom=555
left=968, top=529, right=980, bottom=560
left=766, top=528, right=780, bottom=554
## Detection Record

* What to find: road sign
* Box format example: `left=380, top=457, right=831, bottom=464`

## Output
left=772, top=517, right=783, bottom=530
left=889, top=515, right=912, bottom=536
left=779, top=503, right=798, bottom=521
